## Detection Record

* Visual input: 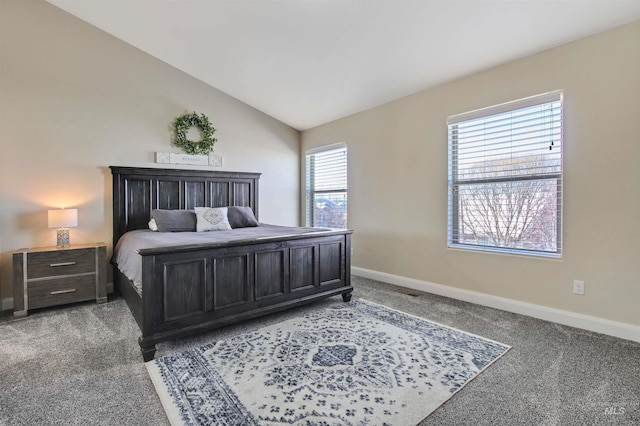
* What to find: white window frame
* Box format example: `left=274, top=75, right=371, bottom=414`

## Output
left=447, top=91, right=563, bottom=257
left=305, top=143, right=347, bottom=228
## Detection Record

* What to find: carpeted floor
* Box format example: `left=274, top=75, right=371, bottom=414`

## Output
left=1, top=276, right=639, bottom=425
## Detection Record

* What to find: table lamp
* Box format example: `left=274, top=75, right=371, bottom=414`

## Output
left=48, top=208, right=78, bottom=247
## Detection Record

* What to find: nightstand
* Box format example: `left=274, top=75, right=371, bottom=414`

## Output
left=13, top=243, right=107, bottom=318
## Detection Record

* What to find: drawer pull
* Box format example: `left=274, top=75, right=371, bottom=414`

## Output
left=50, top=289, right=77, bottom=295
left=50, top=262, right=77, bottom=267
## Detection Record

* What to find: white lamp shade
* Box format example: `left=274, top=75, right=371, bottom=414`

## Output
left=48, top=209, right=78, bottom=228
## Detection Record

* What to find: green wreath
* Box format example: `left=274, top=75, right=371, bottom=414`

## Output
left=172, top=112, right=217, bottom=155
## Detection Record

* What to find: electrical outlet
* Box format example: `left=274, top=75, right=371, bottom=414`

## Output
left=573, top=280, right=585, bottom=295
left=351, top=248, right=354, bottom=257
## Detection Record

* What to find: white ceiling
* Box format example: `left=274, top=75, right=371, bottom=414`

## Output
left=47, top=0, right=640, bottom=131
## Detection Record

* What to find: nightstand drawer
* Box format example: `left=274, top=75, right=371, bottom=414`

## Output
left=13, top=243, right=108, bottom=318
left=28, top=275, right=96, bottom=309
left=27, top=249, right=96, bottom=279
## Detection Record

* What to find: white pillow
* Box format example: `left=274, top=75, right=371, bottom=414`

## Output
left=148, top=218, right=158, bottom=231
left=195, top=207, right=232, bottom=232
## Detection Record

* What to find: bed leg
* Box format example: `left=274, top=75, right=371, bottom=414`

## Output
left=139, top=337, right=157, bottom=362
left=342, top=291, right=353, bottom=302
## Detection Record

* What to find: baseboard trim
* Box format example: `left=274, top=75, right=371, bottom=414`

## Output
left=352, top=266, right=640, bottom=344
left=1, top=297, right=14, bottom=312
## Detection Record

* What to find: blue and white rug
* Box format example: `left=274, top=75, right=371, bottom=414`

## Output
left=146, top=300, right=510, bottom=425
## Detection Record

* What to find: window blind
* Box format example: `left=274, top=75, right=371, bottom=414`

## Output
left=447, top=91, right=563, bottom=256
left=306, top=145, right=347, bottom=228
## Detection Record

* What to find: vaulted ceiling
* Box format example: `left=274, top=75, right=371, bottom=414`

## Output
left=47, top=0, right=640, bottom=130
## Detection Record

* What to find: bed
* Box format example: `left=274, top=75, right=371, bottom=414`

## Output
left=110, top=166, right=353, bottom=361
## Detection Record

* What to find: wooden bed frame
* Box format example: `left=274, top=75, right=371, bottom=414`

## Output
left=110, top=166, right=353, bottom=361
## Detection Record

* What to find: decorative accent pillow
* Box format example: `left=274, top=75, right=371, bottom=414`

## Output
left=151, top=209, right=197, bottom=232
left=227, top=206, right=259, bottom=228
left=195, top=207, right=232, bottom=232
left=148, top=218, right=159, bottom=231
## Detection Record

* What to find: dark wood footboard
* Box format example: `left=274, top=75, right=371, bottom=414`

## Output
left=136, top=231, right=352, bottom=360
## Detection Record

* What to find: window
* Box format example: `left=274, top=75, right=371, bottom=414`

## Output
left=448, top=91, right=563, bottom=257
left=306, top=144, right=347, bottom=228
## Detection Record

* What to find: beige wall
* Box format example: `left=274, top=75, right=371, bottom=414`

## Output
left=0, top=0, right=300, bottom=305
left=302, top=21, right=640, bottom=326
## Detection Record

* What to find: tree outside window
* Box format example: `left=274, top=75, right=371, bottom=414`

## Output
left=306, top=145, right=347, bottom=228
left=448, top=92, right=563, bottom=257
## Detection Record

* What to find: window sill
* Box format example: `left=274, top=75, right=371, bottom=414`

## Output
left=447, top=243, right=562, bottom=260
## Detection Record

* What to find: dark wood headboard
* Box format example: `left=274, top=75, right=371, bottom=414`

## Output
left=110, top=166, right=261, bottom=246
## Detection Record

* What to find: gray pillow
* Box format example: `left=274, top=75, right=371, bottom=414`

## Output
left=150, top=209, right=197, bottom=232
left=227, top=206, right=259, bottom=228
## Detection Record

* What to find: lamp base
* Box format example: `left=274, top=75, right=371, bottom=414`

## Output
left=56, top=228, right=70, bottom=248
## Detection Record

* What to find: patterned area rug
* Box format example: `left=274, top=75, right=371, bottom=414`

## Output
left=146, top=300, right=510, bottom=425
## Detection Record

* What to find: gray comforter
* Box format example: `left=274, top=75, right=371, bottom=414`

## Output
left=113, top=224, right=333, bottom=293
